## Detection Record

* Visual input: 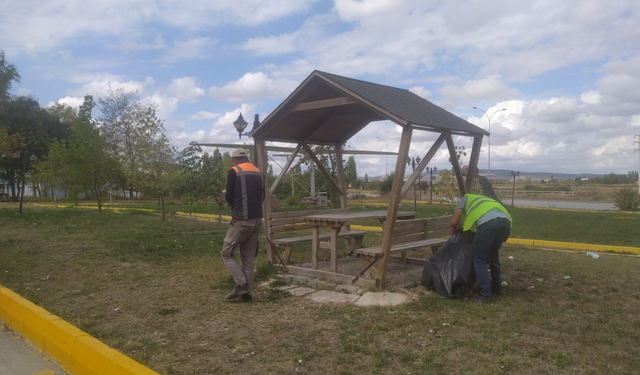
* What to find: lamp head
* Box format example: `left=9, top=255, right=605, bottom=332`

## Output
left=233, top=113, right=248, bottom=139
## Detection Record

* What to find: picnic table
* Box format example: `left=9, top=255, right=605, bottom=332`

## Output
left=304, top=210, right=416, bottom=272
left=0, top=193, right=10, bottom=202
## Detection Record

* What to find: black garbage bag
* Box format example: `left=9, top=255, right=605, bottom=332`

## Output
left=421, top=231, right=476, bottom=298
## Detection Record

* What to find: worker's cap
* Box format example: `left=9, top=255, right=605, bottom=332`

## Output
left=231, top=148, right=248, bottom=158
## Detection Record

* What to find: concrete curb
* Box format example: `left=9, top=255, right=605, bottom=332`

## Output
left=0, top=285, right=159, bottom=375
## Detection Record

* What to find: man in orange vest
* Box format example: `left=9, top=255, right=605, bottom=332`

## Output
left=450, top=194, right=512, bottom=303
left=222, top=148, right=264, bottom=302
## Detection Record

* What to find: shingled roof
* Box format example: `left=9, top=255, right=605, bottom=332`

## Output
left=250, top=70, right=488, bottom=145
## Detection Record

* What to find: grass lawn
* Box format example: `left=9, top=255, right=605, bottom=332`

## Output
left=1, top=204, right=640, bottom=374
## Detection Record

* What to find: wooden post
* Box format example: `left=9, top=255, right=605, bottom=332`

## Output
left=465, top=136, right=483, bottom=193
left=255, top=139, right=276, bottom=264
left=335, top=144, right=348, bottom=209
left=377, top=125, right=413, bottom=287
left=446, top=134, right=466, bottom=197
left=401, top=133, right=447, bottom=198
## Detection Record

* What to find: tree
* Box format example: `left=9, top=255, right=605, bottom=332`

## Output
left=0, top=96, right=70, bottom=210
left=613, top=188, right=639, bottom=211
left=345, top=156, right=357, bottom=184
left=98, top=87, right=166, bottom=199
left=0, top=50, right=20, bottom=107
left=141, top=132, right=177, bottom=220
left=46, top=103, right=77, bottom=124
left=176, top=145, right=227, bottom=222
left=378, top=173, right=394, bottom=196
left=65, top=95, right=120, bottom=211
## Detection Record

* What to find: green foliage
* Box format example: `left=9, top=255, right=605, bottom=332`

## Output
left=435, top=170, right=460, bottom=213
left=378, top=173, right=394, bottom=195
left=345, top=155, right=357, bottom=183
left=98, top=87, right=167, bottom=198
left=0, top=50, right=20, bottom=105
left=176, top=145, right=227, bottom=222
left=64, top=95, right=121, bottom=211
left=612, top=188, right=640, bottom=211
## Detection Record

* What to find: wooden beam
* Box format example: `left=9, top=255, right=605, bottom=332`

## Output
left=446, top=134, right=467, bottom=196
left=301, top=143, right=344, bottom=196
left=335, top=145, right=348, bottom=209
left=401, top=133, right=447, bottom=197
left=377, top=125, right=413, bottom=288
left=465, top=136, right=483, bottom=192
left=255, top=139, right=276, bottom=264
left=269, top=144, right=302, bottom=195
left=292, top=97, right=357, bottom=111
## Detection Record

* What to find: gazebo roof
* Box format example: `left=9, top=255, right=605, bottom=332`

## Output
left=250, top=70, right=488, bottom=144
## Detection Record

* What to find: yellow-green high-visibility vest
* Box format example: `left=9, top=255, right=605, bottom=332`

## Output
left=463, top=194, right=512, bottom=231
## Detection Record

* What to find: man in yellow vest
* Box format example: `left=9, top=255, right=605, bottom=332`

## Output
left=450, top=194, right=512, bottom=303
left=221, top=148, right=264, bottom=302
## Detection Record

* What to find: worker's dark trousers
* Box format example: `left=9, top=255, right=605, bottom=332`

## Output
left=472, top=218, right=511, bottom=297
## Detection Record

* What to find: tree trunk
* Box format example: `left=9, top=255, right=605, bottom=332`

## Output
left=94, top=176, right=102, bottom=212
left=18, top=170, right=25, bottom=214
left=161, top=191, right=166, bottom=221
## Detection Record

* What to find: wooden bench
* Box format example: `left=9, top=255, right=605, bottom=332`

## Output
left=267, top=208, right=366, bottom=266
left=354, top=215, right=452, bottom=281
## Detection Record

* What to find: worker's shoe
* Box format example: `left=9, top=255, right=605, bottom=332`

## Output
left=225, top=284, right=250, bottom=300
left=240, top=294, right=253, bottom=302
left=491, top=287, right=504, bottom=297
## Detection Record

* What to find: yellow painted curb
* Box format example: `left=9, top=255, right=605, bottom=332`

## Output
left=0, top=285, right=160, bottom=375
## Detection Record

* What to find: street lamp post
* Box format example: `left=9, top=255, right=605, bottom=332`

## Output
left=233, top=113, right=260, bottom=139
left=511, top=170, right=520, bottom=206
left=427, top=166, right=437, bottom=204
left=407, top=156, right=421, bottom=211
left=376, top=136, right=398, bottom=176
left=473, top=107, right=506, bottom=177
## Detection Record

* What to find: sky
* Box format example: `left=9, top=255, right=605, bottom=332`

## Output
left=2, top=0, right=640, bottom=178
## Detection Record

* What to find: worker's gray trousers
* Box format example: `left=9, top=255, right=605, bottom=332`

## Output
left=221, top=218, right=262, bottom=293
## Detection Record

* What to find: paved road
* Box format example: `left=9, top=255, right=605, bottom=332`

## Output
left=0, top=319, right=66, bottom=375
left=511, top=198, right=617, bottom=211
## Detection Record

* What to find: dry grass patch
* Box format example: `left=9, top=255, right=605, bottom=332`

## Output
left=1, top=207, right=640, bottom=374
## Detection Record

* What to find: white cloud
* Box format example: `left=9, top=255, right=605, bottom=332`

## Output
left=68, top=76, right=155, bottom=98
left=0, top=0, right=320, bottom=55
left=49, top=96, right=85, bottom=109
left=333, top=0, right=405, bottom=22
left=409, top=86, right=432, bottom=98
left=580, top=90, right=601, bottom=105
left=439, top=75, right=521, bottom=105
left=168, top=77, right=204, bottom=102
left=189, top=111, right=219, bottom=121
left=208, top=72, right=286, bottom=102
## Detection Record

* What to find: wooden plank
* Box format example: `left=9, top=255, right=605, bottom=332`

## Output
left=335, top=145, right=348, bottom=209
left=465, top=136, right=483, bottom=192
left=301, top=143, right=344, bottom=196
left=446, top=134, right=467, bottom=196
left=401, top=133, right=447, bottom=197
left=269, top=144, right=302, bottom=195
left=283, top=265, right=375, bottom=287
left=268, top=208, right=348, bottom=219
left=378, top=124, right=413, bottom=287
left=292, top=97, right=357, bottom=111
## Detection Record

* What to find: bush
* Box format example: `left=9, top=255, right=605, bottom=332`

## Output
left=378, top=173, right=394, bottom=196
left=613, top=188, right=640, bottom=211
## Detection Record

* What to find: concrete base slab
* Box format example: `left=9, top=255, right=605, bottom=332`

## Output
left=287, top=287, right=315, bottom=296
left=354, top=292, right=408, bottom=307
left=307, top=291, right=360, bottom=304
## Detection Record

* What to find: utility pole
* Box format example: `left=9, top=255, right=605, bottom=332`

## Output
left=635, top=134, right=640, bottom=193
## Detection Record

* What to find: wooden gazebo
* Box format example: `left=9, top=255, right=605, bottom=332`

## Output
left=249, top=70, right=488, bottom=287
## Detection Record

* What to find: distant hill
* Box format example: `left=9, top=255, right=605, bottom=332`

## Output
left=482, top=169, right=604, bottom=180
